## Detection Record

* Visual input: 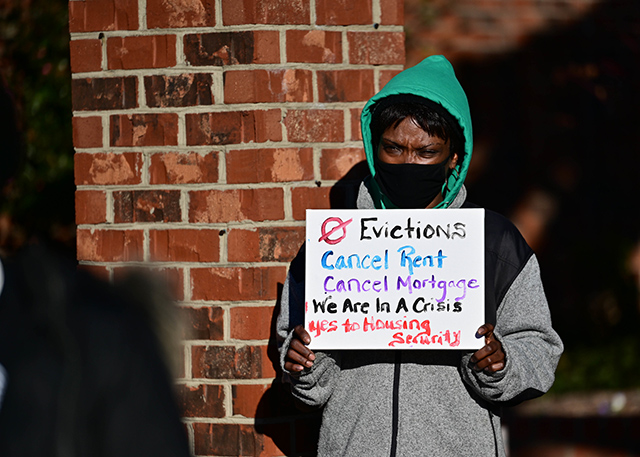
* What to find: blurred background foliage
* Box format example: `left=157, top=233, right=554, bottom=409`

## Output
left=0, top=0, right=75, bottom=253
left=1, top=0, right=639, bottom=392
left=405, top=0, right=640, bottom=394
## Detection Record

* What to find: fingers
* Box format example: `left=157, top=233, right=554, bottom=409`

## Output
left=294, top=324, right=312, bottom=345
left=475, top=323, right=494, bottom=339
left=284, top=325, right=315, bottom=373
left=470, top=323, right=504, bottom=373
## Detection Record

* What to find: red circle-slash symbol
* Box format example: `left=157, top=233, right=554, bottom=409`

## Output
left=318, top=217, right=353, bottom=245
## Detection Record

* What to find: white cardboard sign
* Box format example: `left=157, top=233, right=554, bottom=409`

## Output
left=305, top=208, right=485, bottom=350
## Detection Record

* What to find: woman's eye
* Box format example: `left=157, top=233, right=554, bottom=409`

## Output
left=417, top=149, right=438, bottom=158
left=383, top=145, right=401, bottom=154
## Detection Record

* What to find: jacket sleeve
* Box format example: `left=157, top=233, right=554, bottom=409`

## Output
left=460, top=254, right=563, bottom=404
left=276, top=255, right=341, bottom=408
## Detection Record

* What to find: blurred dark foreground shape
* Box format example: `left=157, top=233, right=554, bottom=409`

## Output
left=0, top=243, right=192, bottom=457
left=0, top=239, right=192, bottom=457
left=0, top=83, right=190, bottom=457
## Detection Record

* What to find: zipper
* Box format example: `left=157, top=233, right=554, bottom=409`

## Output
left=389, top=351, right=401, bottom=457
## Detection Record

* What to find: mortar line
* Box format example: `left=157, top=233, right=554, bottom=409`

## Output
left=68, top=24, right=404, bottom=39
left=143, top=228, right=150, bottom=262
left=138, top=0, right=147, bottom=30
left=175, top=31, right=185, bottom=66
left=214, top=0, right=223, bottom=27
left=310, top=0, right=317, bottom=25
left=312, top=70, right=319, bottom=103
left=224, top=384, right=233, bottom=418
left=100, top=34, right=108, bottom=71
left=313, top=146, right=322, bottom=182
left=283, top=185, right=293, bottom=221
left=101, top=114, right=110, bottom=148
left=344, top=107, right=352, bottom=142
left=180, top=189, right=189, bottom=224
left=279, top=29, right=286, bottom=63
left=178, top=112, right=187, bottom=147
left=373, top=0, right=382, bottom=24
left=137, top=73, right=147, bottom=108
left=184, top=266, right=192, bottom=302
left=106, top=189, right=114, bottom=223
left=141, top=150, right=150, bottom=185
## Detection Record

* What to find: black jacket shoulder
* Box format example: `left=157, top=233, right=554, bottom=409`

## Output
left=463, top=201, right=534, bottom=320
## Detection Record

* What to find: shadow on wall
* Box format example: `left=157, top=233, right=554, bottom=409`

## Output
left=254, top=164, right=369, bottom=456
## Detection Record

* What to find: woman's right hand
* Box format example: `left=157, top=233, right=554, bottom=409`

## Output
left=284, top=325, right=316, bottom=372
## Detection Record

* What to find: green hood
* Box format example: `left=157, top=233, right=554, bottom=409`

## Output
left=360, top=55, right=473, bottom=209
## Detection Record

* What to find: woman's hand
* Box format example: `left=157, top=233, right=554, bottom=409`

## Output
left=470, top=323, right=505, bottom=373
left=284, top=325, right=316, bottom=372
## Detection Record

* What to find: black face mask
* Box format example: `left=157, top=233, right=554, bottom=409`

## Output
left=374, top=158, right=450, bottom=209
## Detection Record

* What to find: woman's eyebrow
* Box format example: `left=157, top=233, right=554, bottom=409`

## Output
left=380, top=137, right=402, bottom=146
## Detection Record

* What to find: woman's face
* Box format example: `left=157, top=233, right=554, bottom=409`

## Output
left=377, top=116, right=458, bottom=169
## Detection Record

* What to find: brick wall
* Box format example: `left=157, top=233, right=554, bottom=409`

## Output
left=404, top=0, right=603, bottom=66
left=69, top=0, right=404, bottom=455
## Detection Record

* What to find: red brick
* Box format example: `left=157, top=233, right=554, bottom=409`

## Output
left=230, top=306, right=274, bottom=340
left=224, top=69, right=312, bottom=104
left=380, top=69, right=402, bottom=89
left=348, top=31, right=405, bottom=65
left=286, top=30, right=342, bottom=63
left=149, top=152, right=218, bottom=184
left=77, top=229, right=143, bottom=262
left=147, top=0, right=216, bottom=28
left=253, top=31, right=281, bottom=65
left=152, top=267, right=185, bottom=301
left=72, top=77, right=137, bottom=111
left=380, top=0, right=404, bottom=25
left=113, top=190, right=181, bottom=223
left=317, top=70, right=375, bottom=103
left=227, top=229, right=260, bottom=262
left=72, top=116, right=102, bottom=149
left=74, top=152, right=142, bottom=186
left=316, top=0, right=372, bottom=25
left=69, top=0, right=138, bottom=33
left=177, top=384, right=224, bottom=418
left=257, top=227, right=305, bottom=262
left=189, top=188, right=284, bottom=223
left=193, top=423, right=286, bottom=456
left=186, top=110, right=281, bottom=146
left=350, top=108, right=363, bottom=141
left=107, top=35, right=176, bottom=70
left=144, top=74, right=213, bottom=107
left=110, top=113, right=179, bottom=147
left=291, top=187, right=331, bottom=220
left=284, top=110, right=344, bottom=143
left=75, top=190, right=107, bottom=225
left=232, top=384, right=268, bottom=418
left=191, top=266, right=286, bottom=301
left=221, top=0, right=310, bottom=25
left=179, top=306, right=224, bottom=340
left=227, top=227, right=305, bottom=262
left=320, top=148, right=367, bottom=180
left=69, top=39, right=102, bottom=73
left=149, top=229, right=220, bottom=262
left=226, top=148, right=313, bottom=184
left=191, top=344, right=275, bottom=379
left=184, top=31, right=279, bottom=66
